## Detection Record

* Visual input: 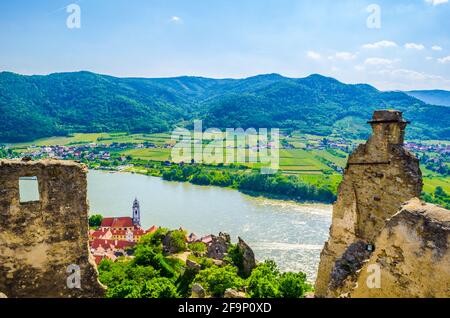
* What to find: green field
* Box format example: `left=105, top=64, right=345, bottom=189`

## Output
left=121, top=148, right=172, bottom=161
left=9, top=132, right=449, bottom=196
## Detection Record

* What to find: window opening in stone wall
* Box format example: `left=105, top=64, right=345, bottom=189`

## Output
left=19, top=176, right=40, bottom=203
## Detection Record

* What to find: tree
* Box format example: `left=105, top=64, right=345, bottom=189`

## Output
left=98, top=259, right=129, bottom=289
left=279, top=272, right=312, bottom=298
left=133, top=245, right=175, bottom=277
left=139, top=227, right=169, bottom=251
left=435, top=186, right=448, bottom=198
left=106, top=280, right=141, bottom=298
left=246, top=260, right=311, bottom=298
left=165, top=229, right=187, bottom=254
left=141, top=277, right=179, bottom=298
left=190, top=172, right=212, bottom=185
left=88, top=214, right=103, bottom=227
left=193, top=265, right=244, bottom=297
left=246, top=260, right=281, bottom=298
left=188, top=242, right=207, bottom=253
left=225, top=244, right=245, bottom=277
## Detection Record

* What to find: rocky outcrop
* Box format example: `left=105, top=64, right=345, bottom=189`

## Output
left=186, top=258, right=201, bottom=272
left=207, top=232, right=231, bottom=260
left=191, top=283, right=206, bottom=298
left=238, top=237, right=256, bottom=277
left=0, top=159, right=105, bottom=298
left=224, top=288, right=247, bottom=298
left=348, top=198, right=450, bottom=298
left=315, top=110, right=423, bottom=297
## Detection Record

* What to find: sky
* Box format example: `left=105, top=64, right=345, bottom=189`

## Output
left=0, top=0, right=450, bottom=90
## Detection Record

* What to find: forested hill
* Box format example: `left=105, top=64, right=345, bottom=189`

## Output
left=405, top=90, right=450, bottom=107
left=1, top=71, right=449, bottom=142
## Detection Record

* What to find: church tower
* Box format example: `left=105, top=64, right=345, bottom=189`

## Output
left=132, top=198, right=141, bottom=227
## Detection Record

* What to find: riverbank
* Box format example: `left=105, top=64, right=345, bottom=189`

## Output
left=104, top=163, right=338, bottom=205
left=87, top=170, right=332, bottom=280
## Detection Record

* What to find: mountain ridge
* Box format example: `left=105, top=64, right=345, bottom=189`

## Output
left=0, top=71, right=449, bottom=142
left=405, top=89, right=450, bottom=107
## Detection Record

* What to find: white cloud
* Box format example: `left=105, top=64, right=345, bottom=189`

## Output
left=362, top=40, right=398, bottom=49
left=404, top=43, right=425, bottom=50
left=306, top=51, right=321, bottom=60
left=331, top=66, right=340, bottom=72
left=370, top=68, right=450, bottom=90
left=438, top=56, right=450, bottom=63
left=377, top=68, right=444, bottom=81
left=364, top=57, right=396, bottom=65
left=354, top=65, right=365, bottom=71
left=432, top=45, right=443, bottom=51
left=426, top=56, right=433, bottom=60
left=330, top=51, right=358, bottom=61
left=169, top=16, right=182, bottom=23
left=425, top=0, right=448, bottom=6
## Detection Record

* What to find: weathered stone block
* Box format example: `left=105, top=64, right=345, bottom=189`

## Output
left=315, top=110, right=422, bottom=297
left=349, top=198, right=450, bottom=298
left=0, top=159, right=105, bottom=298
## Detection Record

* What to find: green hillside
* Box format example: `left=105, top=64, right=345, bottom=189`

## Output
left=1, top=71, right=449, bottom=142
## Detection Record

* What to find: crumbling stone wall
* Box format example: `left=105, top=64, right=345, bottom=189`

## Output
left=0, top=159, right=105, bottom=298
left=349, top=198, right=450, bottom=297
left=315, top=110, right=423, bottom=297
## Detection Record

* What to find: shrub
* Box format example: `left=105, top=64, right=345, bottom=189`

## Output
left=246, top=260, right=281, bottom=298
left=246, top=260, right=311, bottom=298
left=226, top=244, right=245, bottom=276
left=141, top=277, right=179, bottom=298
left=193, top=265, right=245, bottom=297
left=165, top=229, right=187, bottom=253
left=188, top=242, right=207, bottom=253
left=106, top=280, right=142, bottom=298
left=279, top=272, right=312, bottom=298
left=133, top=245, right=176, bottom=277
left=139, top=227, right=169, bottom=251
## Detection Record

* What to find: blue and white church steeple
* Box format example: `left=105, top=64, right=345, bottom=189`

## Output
left=132, top=198, right=141, bottom=227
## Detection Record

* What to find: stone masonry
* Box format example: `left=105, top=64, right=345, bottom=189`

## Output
left=314, top=110, right=423, bottom=297
left=349, top=198, right=449, bottom=298
left=0, top=159, right=105, bottom=297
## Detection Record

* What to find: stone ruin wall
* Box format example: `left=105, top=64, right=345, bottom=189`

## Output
left=0, top=159, right=105, bottom=297
left=349, top=198, right=449, bottom=298
left=315, top=110, right=424, bottom=297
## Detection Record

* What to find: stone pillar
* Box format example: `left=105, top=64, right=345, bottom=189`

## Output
left=314, top=110, right=422, bottom=297
left=0, top=159, right=105, bottom=298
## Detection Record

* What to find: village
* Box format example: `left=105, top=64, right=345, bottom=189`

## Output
left=1, top=135, right=448, bottom=178
left=89, top=198, right=215, bottom=265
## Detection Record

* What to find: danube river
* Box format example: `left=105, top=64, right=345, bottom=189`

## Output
left=87, top=170, right=332, bottom=281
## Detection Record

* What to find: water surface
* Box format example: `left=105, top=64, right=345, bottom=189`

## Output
left=87, top=170, right=332, bottom=280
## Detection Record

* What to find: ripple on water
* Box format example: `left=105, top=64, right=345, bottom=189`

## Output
left=87, top=170, right=332, bottom=282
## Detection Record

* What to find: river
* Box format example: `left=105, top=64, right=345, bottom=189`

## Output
left=87, top=170, right=332, bottom=281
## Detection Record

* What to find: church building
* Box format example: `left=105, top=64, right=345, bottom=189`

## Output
left=100, top=198, right=141, bottom=230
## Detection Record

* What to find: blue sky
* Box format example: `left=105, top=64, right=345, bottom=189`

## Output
left=1, top=0, right=449, bottom=90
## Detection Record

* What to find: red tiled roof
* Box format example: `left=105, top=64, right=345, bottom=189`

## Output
left=201, top=235, right=213, bottom=244
left=94, top=255, right=104, bottom=265
left=133, top=229, right=145, bottom=235
left=146, top=225, right=158, bottom=234
left=90, top=239, right=135, bottom=250
left=90, top=230, right=107, bottom=238
left=101, top=217, right=134, bottom=228
left=187, top=233, right=198, bottom=242
left=91, top=239, right=113, bottom=250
